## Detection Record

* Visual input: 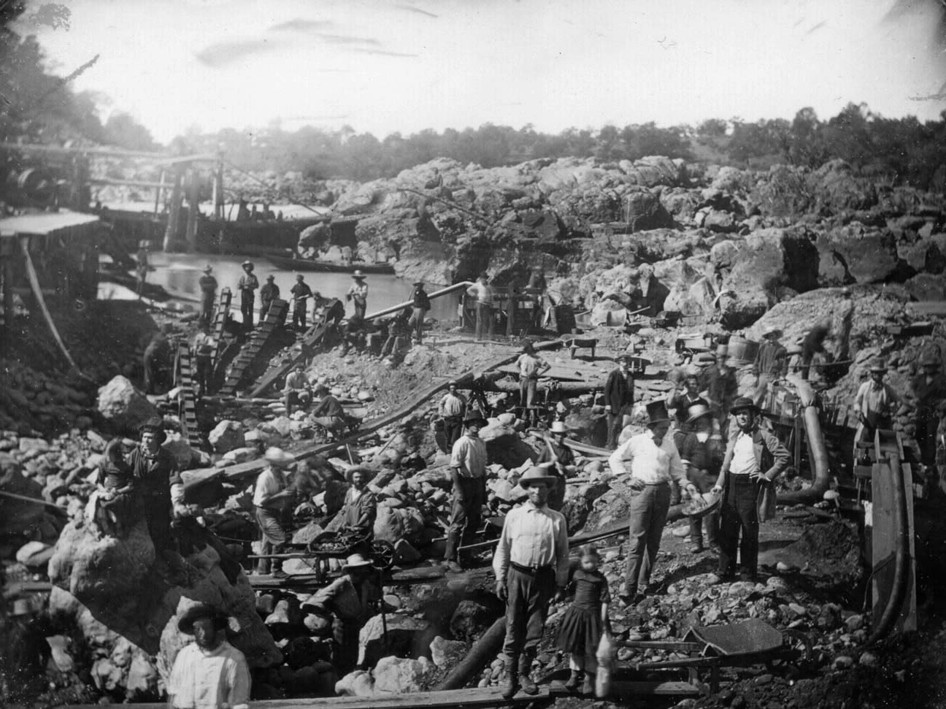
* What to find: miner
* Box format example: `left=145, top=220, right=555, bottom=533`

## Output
left=444, top=412, right=487, bottom=572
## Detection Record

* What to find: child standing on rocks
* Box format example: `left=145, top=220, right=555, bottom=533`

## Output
left=557, top=546, right=610, bottom=695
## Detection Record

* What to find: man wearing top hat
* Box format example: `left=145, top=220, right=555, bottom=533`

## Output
left=237, top=261, right=259, bottom=330
left=197, top=265, right=217, bottom=328
left=678, top=403, right=722, bottom=553
left=536, top=420, right=577, bottom=511
left=608, top=400, right=698, bottom=604
left=493, top=466, right=569, bottom=698
left=604, top=354, right=636, bottom=449
left=852, top=358, right=900, bottom=458
left=335, top=466, right=377, bottom=546
left=253, top=447, right=297, bottom=577
left=347, top=271, right=369, bottom=320
left=302, top=553, right=381, bottom=674
left=444, top=412, right=488, bottom=572
left=259, top=274, right=280, bottom=322
left=410, top=280, right=431, bottom=344
left=127, top=416, right=182, bottom=552
left=711, top=397, right=790, bottom=581
left=168, top=603, right=250, bottom=709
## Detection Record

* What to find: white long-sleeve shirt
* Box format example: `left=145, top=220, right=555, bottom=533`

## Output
left=492, top=500, right=570, bottom=587
left=608, top=430, right=686, bottom=485
left=168, top=640, right=251, bottom=709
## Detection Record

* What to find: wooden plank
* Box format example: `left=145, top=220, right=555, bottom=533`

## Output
left=610, top=680, right=701, bottom=697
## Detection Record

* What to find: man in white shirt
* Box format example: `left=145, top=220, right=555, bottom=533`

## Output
left=346, top=271, right=369, bottom=319
left=168, top=603, right=250, bottom=709
left=609, top=401, right=698, bottom=605
left=253, top=448, right=296, bottom=577
left=283, top=363, right=311, bottom=416
left=515, top=342, right=550, bottom=410
left=438, top=382, right=467, bottom=448
left=444, top=413, right=488, bottom=572
left=493, top=466, right=569, bottom=699
left=852, top=358, right=899, bottom=459
left=466, top=273, right=494, bottom=341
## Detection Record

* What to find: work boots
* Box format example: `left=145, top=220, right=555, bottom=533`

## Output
left=500, top=658, right=519, bottom=699
left=564, top=670, right=582, bottom=692
left=518, top=650, right=538, bottom=695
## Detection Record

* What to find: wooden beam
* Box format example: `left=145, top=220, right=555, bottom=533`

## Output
left=89, top=177, right=168, bottom=189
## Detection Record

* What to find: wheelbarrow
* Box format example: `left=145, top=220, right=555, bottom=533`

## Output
left=304, top=529, right=396, bottom=571
left=620, top=619, right=811, bottom=693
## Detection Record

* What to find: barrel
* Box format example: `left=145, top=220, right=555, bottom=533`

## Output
left=728, top=336, right=759, bottom=365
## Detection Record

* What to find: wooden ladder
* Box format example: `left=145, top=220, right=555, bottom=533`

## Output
left=176, top=342, right=203, bottom=448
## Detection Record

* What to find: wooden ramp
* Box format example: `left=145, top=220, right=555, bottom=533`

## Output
left=220, top=299, right=288, bottom=395
left=175, top=342, right=203, bottom=448
left=250, top=313, right=337, bottom=397
left=210, top=287, right=233, bottom=364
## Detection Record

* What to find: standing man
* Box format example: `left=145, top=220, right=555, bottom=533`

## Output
left=800, top=322, right=832, bottom=381
left=753, top=326, right=787, bottom=405
left=198, top=265, right=217, bottom=328
left=168, top=603, right=250, bottom=709
left=526, top=266, right=547, bottom=331
left=127, top=417, right=183, bottom=552
left=135, top=241, right=149, bottom=298
left=608, top=401, right=698, bottom=604
left=536, top=420, right=577, bottom=512
left=237, top=261, right=259, bottom=330
left=604, top=355, right=635, bottom=449
left=515, top=343, right=551, bottom=413
left=335, top=467, right=377, bottom=545
left=466, top=273, right=494, bottom=341
left=290, top=274, right=313, bottom=330
left=493, top=467, right=569, bottom=699
left=410, top=280, right=431, bottom=344
left=908, top=350, right=946, bottom=466
left=852, top=358, right=900, bottom=458
left=259, top=275, right=279, bottom=322
left=444, top=413, right=488, bottom=572
left=283, top=363, right=311, bottom=416
left=193, top=329, right=216, bottom=398
left=347, top=271, right=368, bottom=320
left=711, top=397, right=790, bottom=581
left=439, top=382, right=467, bottom=449
left=253, top=447, right=296, bottom=577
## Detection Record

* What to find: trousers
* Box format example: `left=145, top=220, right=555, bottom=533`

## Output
left=475, top=303, right=494, bottom=341
left=519, top=376, right=538, bottom=408
left=255, top=506, right=289, bottom=574
left=502, top=565, right=555, bottom=661
left=624, top=482, right=671, bottom=596
left=443, top=416, right=463, bottom=448
left=445, top=476, right=484, bottom=560
left=241, top=293, right=254, bottom=328
left=411, top=307, right=427, bottom=343
left=717, top=476, right=761, bottom=576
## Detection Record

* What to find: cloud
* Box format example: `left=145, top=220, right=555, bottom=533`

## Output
left=349, top=48, right=418, bottom=58
left=315, top=33, right=381, bottom=46
left=395, top=4, right=439, bottom=19
left=194, top=39, right=281, bottom=67
left=269, top=18, right=334, bottom=33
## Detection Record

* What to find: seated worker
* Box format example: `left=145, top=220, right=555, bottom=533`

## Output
left=284, top=363, right=311, bottom=416
left=311, top=384, right=350, bottom=437
left=335, top=467, right=377, bottom=548
left=381, top=306, right=413, bottom=358
left=340, top=315, right=369, bottom=355
left=90, top=438, right=141, bottom=538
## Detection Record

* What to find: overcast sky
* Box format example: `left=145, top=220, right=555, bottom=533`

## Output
left=18, top=0, right=946, bottom=144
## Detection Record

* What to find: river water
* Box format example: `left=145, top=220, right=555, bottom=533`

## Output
left=119, top=252, right=461, bottom=323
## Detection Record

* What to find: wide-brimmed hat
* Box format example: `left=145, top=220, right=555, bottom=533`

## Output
left=549, top=420, right=569, bottom=435
left=296, top=274, right=304, bottom=280
left=519, top=466, right=558, bottom=488
left=616, top=354, right=632, bottom=364
left=730, top=396, right=759, bottom=414
left=342, top=553, right=372, bottom=571
left=266, top=274, right=275, bottom=281
left=352, top=270, right=365, bottom=279
left=762, top=325, right=782, bottom=338
left=203, top=265, right=213, bottom=273
left=464, top=412, right=487, bottom=425
left=264, top=447, right=295, bottom=467
left=178, top=603, right=229, bottom=634
left=869, top=358, right=887, bottom=373
left=345, top=466, right=375, bottom=483
left=686, top=403, right=714, bottom=425
left=645, top=400, right=672, bottom=426
left=413, top=280, right=424, bottom=286
left=496, top=412, right=518, bottom=427
left=241, top=260, right=254, bottom=270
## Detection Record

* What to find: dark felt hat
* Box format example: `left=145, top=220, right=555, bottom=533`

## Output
left=730, top=396, right=759, bottom=414
left=463, top=412, right=487, bottom=425
left=178, top=603, right=228, bottom=634
left=645, top=400, right=671, bottom=426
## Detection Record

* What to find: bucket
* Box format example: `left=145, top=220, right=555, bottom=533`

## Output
left=728, top=336, right=759, bottom=365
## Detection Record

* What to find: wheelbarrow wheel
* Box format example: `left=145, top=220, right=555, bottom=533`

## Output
left=766, top=628, right=812, bottom=674
left=370, top=539, right=396, bottom=570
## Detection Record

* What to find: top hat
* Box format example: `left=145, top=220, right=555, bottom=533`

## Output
left=264, top=447, right=295, bottom=467
left=645, top=400, right=671, bottom=426
left=178, top=603, right=229, bottom=634
left=352, top=270, right=365, bottom=279
left=716, top=344, right=729, bottom=358
left=342, top=553, right=372, bottom=571
left=686, top=403, right=714, bottom=425
left=241, top=260, right=254, bottom=270
left=730, top=396, right=759, bottom=414
left=518, top=466, right=559, bottom=488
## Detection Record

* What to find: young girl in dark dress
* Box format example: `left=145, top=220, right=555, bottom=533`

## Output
left=557, top=546, right=610, bottom=695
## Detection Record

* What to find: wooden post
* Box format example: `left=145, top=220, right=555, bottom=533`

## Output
left=153, top=169, right=166, bottom=216
left=212, top=152, right=225, bottom=221
left=184, top=168, right=200, bottom=252
left=162, top=166, right=184, bottom=252
left=506, top=287, right=515, bottom=337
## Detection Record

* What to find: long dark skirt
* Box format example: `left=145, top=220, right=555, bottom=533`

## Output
left=556, top=605, right=602, bottom=658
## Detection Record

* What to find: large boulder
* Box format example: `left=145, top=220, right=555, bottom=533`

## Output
left=373, top=505, right=425, bottom=545
left=208, top=420, right=246, bottom=454
left=96, top=376, right=158, bottom=433
left=816, top=224, right=900, bottom=285
left=449, top=599, right=493, bottom=641
left=623, top=188, right=675, bottom=231
left=359, top=613, right=433, bottom=667
left=372, top=656, right=435, bottom=694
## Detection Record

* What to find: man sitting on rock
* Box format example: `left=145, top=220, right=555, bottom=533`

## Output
left=310, top=384, right=350, bottom=438
left=253, top=447, right=297, bottom=578
left=127, top=417, right=183, bottom=552
left=301, top=553, right=380, bottom=675
left=283, top=363, right=311, bottom=416
left=493, top=467, right=569, bottom=699
left=168, top=603, right=250, bottom=709
left=90, top=438, right=140, bottom=538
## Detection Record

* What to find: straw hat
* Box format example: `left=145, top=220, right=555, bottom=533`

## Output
left=342, top=553, right=372, bottom=571
left=264, top=447, right=295, bottom=467
left=496, top=412, right=518, bottom=427
left=549, top=421, right=569, bottom=435
left=762, top=325, right=782, bottom=338
left=352, top=270, right=365, bottom=279
left=686, top=403, right=714, bottom=425
left=519, top=466, right=559, bottom=488
left=241, top=260, right=254, bottom=270
left=178, top=603, right=229, bottom=634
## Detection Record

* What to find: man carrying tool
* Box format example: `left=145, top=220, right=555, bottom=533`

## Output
left=259, top=274, right=279, bottom=322
left=283, top=363, right=311, bottom=416
left=711, top=397, right=790, bottom=581
left=290, top=274, right=313, bottom=330
left=609, top=401, right=698, bottom=605
left=852, top=358, right=899, bottom=459
left=438, top=382, right=467, bottom=449
left=444, top=412, right=488, bottom=572
left=604, top=354, right=635, bottom=449
left=237, top=261, right=259, bottom=330
left=536, top=420, right=577, bottom=511
left=253, top=448, right=296, bottom=577
left=198, top=265, right=217, bottom=328
left=493, top=466, right=569, bottom=699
